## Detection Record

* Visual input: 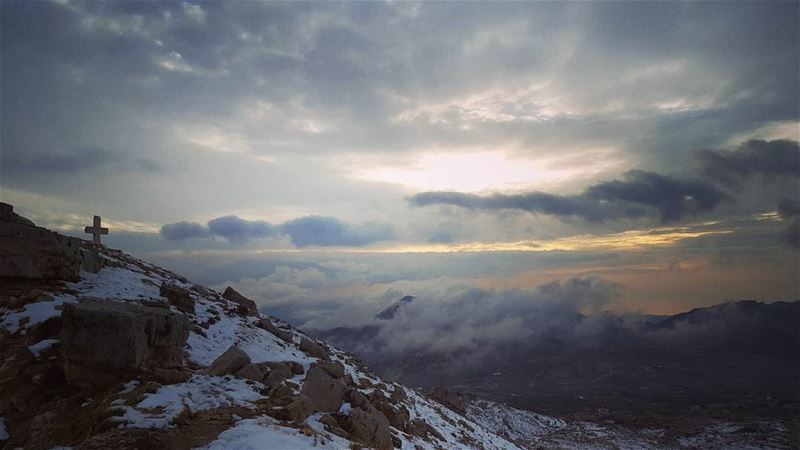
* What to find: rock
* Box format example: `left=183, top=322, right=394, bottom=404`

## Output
left=374, top=400, right=410, bottom=429
left=79, top=248, right=105, bottom=273
left=267, top=382, right=295, bottom=405
left=257, top=319, right=294, bottom=343
left=407, top=419, right=445, bottom=443
left=347, top=389, right=371, bottom=410
left=152, top=367, right=192, bottom=384
left=222, top=286, right=259, bottom=316
left=0, top=203, right=85, bottom=281
left=263, top=362, right=294, bottom=387
left=427, top=386, right=470, bottom=414
left=389, top=386, right=407, bottom=403
left=236, top=363, right=265, bottom=382
left=315, top=360, right=345, bottom=379
left=204, top=345, right=250, bottom=376
left=60, top=298, right=190, bottom=386
left=288, top=361, right=305, bottom=375
left=347, top=407, right=393, bottom=450
left=320, top=414, right=350, bottom=439
left=286, top=394, right=313, bottom=422
left=299, top=338, right=329, bottom=360
left=159, top=283, right=195, bottom=314
left=300, top=366, right=346, bottom=412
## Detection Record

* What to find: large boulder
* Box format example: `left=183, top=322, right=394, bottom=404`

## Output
left=315, top=360, right=345, bottom=379
left=262, top=362, right=294, bottom=387
left=204, top=345, right=251, bottom=376
left=256, top=319, right=294, bottom=343
left=235, top=363, right=265, bottom=382
left=374, top=400, right=410, bottom=429
left=300, top=366, right=346, bottom=412
left=347, top=407, right=393, bottom=450
left=0, top=203, right=98, bottom=281
left=299, top=338, right=330, bottom=360
left=60, top=298, right=190, bottom=386
left=221, top=287, right=259, bottom=316
left=286, top=395, right=314, bottom=422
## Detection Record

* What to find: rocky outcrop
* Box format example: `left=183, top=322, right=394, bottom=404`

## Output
left=347, top=406, right=394, bottom=450
left=159, top=283, right=195, bottom=314
left=257, top=318, right=294, bottom=343
left=300, top=366, right=346, bottom=412
left=299, top=338, right=330, bottom=360
left=60, top=298, right=190, bottom=386
left=222, top=287, right=259, bottom=316
left=0, top=202, right=104, bottom=281
left=204, top=345, right=250, bottom=376
left=286, top=395, right=314, bottom=422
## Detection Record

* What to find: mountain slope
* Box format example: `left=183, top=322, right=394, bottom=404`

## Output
left=0, top=207, right=519, bottom=450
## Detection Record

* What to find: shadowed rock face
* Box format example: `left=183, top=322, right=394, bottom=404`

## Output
left=60, top=298, right=190, bottom=386
left=222, top=286, right=259, bottom=316
left=0, top=202, right=103, bottom=281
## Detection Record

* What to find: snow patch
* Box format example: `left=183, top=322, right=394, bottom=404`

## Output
left=28, top=338, right=59, bottom=357
left=199, top=416, right=350, bottom=450
left=0, top=295, right=77, bottom=333
left=0, top=416, right=8, bottom=441
left=116, top=375, right=265, bottom=429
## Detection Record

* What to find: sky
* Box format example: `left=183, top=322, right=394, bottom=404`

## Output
left=1, top=1, right=798, bottom=327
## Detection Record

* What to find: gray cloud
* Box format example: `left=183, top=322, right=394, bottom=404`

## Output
left=698, top=139, right=800, bottom=185
left=160, top=214, right=392, bottom=247
left=280, top=215, right=393, bottom=247
left=411, top=170, right=725, bottom=224
left=777, top=198, right=799, bottom=248
left=159, top=221, right=210, bottom=240
left=3, top=147, right=160, bottom=175
left=586, top=170, right=726, bottom=222
left=207, top=215, right=277, bottom=243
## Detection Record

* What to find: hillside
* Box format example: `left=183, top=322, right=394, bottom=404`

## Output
left=0, top=204, right=519, bottom=450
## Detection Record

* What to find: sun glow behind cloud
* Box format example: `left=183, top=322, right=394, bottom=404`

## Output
left=362, top=226, right=733, bottom=254
left=355, top=150, right=614, bottom=192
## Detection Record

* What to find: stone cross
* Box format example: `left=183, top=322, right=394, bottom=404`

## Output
left=84, top=215, right=109, bottom=244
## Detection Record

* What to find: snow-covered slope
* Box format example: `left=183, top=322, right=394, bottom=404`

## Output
left=0, top=243, right=520, bottom=450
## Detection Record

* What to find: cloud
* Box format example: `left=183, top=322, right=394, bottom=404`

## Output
left=410, top=170, right=725, bottom=223
left=585, top=170, right=726, bottom=222
left=372, top=277, right=619, bottom=356
left=280, top=215, right=393, bottom=247
left=777, top=198, right=799, bottom=219
left=207, top=215, right=277, bottom=243
left=159, top=214, right=392, bottom=247
left=2, top=147, right=160, bottom=175
left=698, top=139, right=800, bottom=184
left=159, top=221, right=209, bottom=240
left=777, top=198, right=799, bottom=248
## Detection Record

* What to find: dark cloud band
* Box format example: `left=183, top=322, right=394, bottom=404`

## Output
left=410, top=170, right=725, bottom=224
left=160, top=214, right=392, bottom=247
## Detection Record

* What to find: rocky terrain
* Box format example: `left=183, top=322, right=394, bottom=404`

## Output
left=0, top=204, right=520, bottom=450
left=1, top=203, right=797, bottom=449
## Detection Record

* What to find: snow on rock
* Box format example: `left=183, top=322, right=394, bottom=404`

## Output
left=27, top=338, right=59, bottom=357
left=402, top=390, right=519, bottom=450
left=67, top=266, right=162, bottom=301
left=0, top=416, right=8, bottom=441
left=466, top=399, right=566, bottom=442
left=116, top=375, right=265, bottom=429
left=198, top=416, right=351, bottom=450
left=465, top=399, right=669, bottom=450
